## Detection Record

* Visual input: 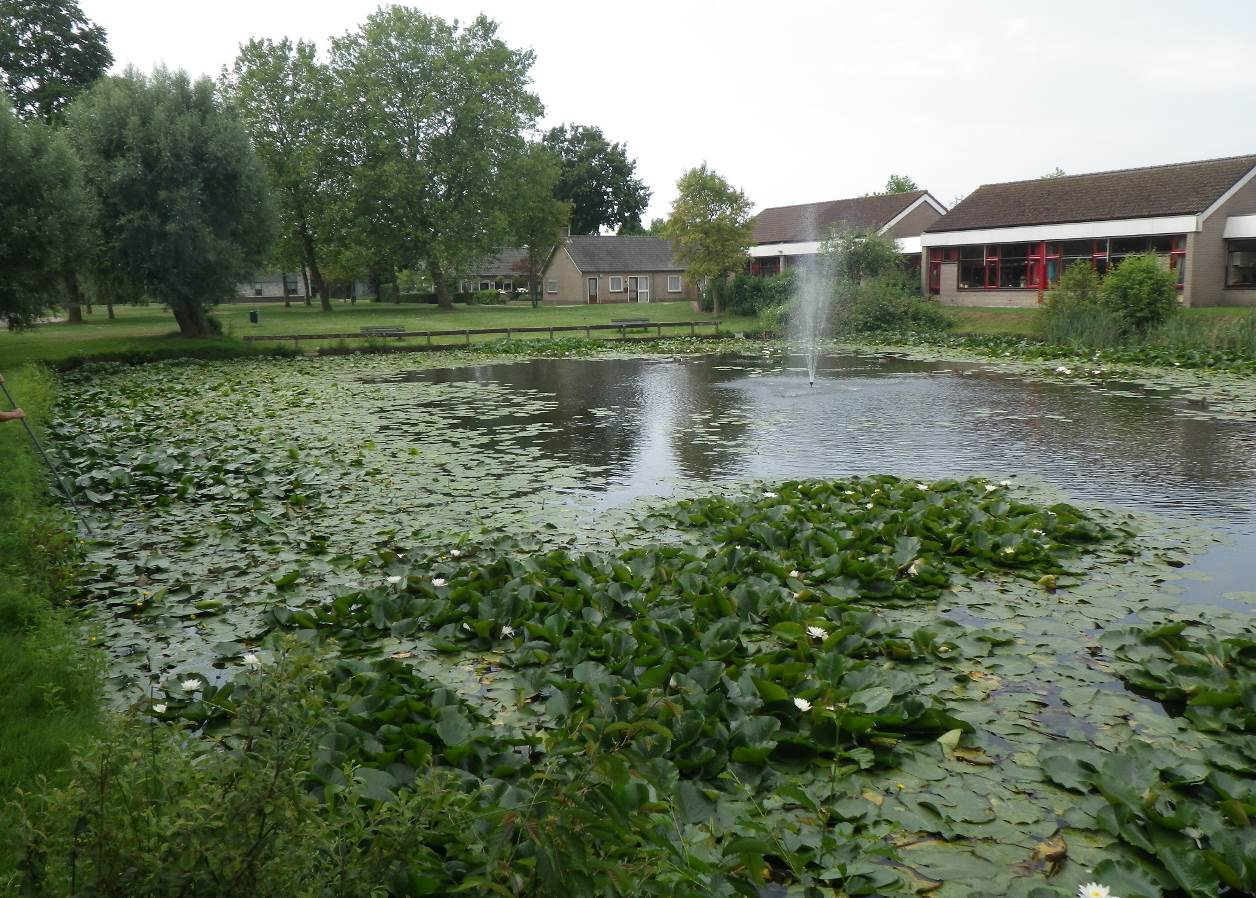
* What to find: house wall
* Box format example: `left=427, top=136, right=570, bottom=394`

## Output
left=884, top=202, right=943, bottom=240
left=1192, top=175, right=1256, bottom=307
left=541, top=248, right=586, bottom=304
left=541, top=250, right=695, bottom=304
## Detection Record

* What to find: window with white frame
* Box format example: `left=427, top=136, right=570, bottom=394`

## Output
left=667, top=275, right=682, bottom=293
left=609, top=275, right=623, bottom=292
left=479, top=279, right=491, bottom=291
left=502, top=279, right=512, bottom=292
left=546, top=279, right=558, bottom=294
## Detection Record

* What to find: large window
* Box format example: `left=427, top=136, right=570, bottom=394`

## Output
left=953, top=235, right=1187, bottom=290
left=1227, top=239, right=1256, bottom=287
left=958, top=247, right=983, bottom=289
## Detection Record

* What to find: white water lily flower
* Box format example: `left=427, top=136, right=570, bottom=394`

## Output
left=907, top=560, right=920, bottom=577
left=1077, top=884, right=1113, bottom=898
left=181, top=678, right=201, bottom=692
left=789, top=569, right=801, bottom=579
left=1054, top=366, right=1072, bottom=375
left=806, top=625, right=826, bottom=640
left=865, top=502, right=874, bottom=510
left=984, top=484, right=998, bottom=493
left=501, top=625, right=516, bottom=639
left=915, top=482, right=929, bottom=490
left=793, top=697, right=812, bottom=712
left=431, top=577, right=447, bottom=588
left=762, top=491, right=778, bottom=499
left=450, top=549, right=463, bottom=558
left=386, top=575, right=402, bottom=585
left=1003, top=547, right=1015, bottom=555
left=999, top=480, right=1012, bottom=487
left=242, top=653, right=261, bottom=668
left=1091, top=369, right=1104, bottom=376
left=152, top=703, right=167, bottom=714
left=1031, top=528, right=1045, bottom=536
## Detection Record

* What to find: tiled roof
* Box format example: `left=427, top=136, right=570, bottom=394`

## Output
left=928, top=155, right=1256, bottom=233
left=563, top=235, right=684, bottom=272
left=752, top=191, right=929, bottom=244
left=469, top=247, right=529, bottom=275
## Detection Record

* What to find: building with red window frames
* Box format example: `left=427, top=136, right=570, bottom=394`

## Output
left=922, top=154, right=1256, bottom=307
left=748, top=191, right=947, bottom=278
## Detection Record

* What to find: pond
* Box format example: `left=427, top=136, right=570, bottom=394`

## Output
left=56, top=350, right=1256, bottom=897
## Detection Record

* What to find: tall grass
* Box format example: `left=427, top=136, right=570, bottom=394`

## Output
left=0, top=365, right=101, bottom=866
left=1041, top=303, right=1256, bottom=356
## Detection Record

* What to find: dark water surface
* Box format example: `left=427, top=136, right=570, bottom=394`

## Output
left=405, top=353, right=1256, bottom=605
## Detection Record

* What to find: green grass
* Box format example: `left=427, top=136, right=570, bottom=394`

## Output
left=943, top=304, right=1255, bottom=338
left=1, top=300, right=757, bottom=366
left=0, top=366, right=101, bottom=809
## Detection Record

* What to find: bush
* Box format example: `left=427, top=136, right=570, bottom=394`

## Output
left=1100, top=252, right=1179, bottom=335
left=1040, top=260, right=1122, bottom=348
left=832, top=272, right=950, bottom=334
left=724, top=269, right=795, bottom=316
left=821, top=228, right=903, bottom=282
left=468, top=289, right=508, bottom=305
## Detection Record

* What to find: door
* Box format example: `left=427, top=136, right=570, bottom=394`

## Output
left=627, top=277, right=638, bottom=303
left=635, top=275, right=650, bottom=303
left=587, top=277, right=598, bottom=304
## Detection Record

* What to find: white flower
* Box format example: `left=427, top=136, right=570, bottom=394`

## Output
left=386, top=575, right=402, bottom=585
left=907, top=560, right=920, bottom=577
left=1091, top=369, right=1104, bottom=376
left=915, top=482, right=929, bottom=490
left=788, top=569, right=801, bottom=579
left=806, top=625, right=826, bottom=640
left=1003, top=547, right=1015, bottom=555
left=151, top=703, right=167, bottom=714
left=763, top=491, right=778, bottom=499
left=242, top=653, right=261, bottom=668
left=181, top=678, right=201, bottom=692
left=1077, top=884, right=1113, bottom=898
left=1054, top=366, right=1072, bottom=375
left=1031, top=528, right=1045, bottom=536
left=431, top=577, right=447, bottom=588
left=793, top=697, right=812, bottom=712
left=999, top=480, right=1012, bottom=487
left=865, top=502, right=874, bottom=510
left=501, top=625, right=516, bottom=638
left=984, top=484, right=998, bottom=493
left=450, top=549, right=463, bottom=558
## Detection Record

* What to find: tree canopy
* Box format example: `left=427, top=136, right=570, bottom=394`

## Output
left=1040, top=167, right=1067, bottom=179
left=330, top=7, right=541, bottom=309
left=662, top=164, right=754, bottom=314
left=67, top=68, right=277, bottom=337
left=225, top=37, right=339, bottom=310
left=881, top=174, right=919, bottom=195
left=821, top=228, right=903, bottom=282
left=505, top=143, right=570, bottom=308
left=0, top=101, right=89, bottom=327
left=543, top=124, right=650, bottom=235
left=0, top=0, right=111, bottom=122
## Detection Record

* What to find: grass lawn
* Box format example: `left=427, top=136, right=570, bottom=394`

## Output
left=0, top=300, right=756, bottom=366
left=942, top=304, right=1253, bottom=337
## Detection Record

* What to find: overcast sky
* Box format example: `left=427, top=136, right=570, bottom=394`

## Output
left=79, top=0, right=1256, bottom=222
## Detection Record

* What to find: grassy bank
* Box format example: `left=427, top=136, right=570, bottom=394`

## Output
left=1, top=300, right=756, bottom=367
left=942, top=304, right=1254, bottom=337
left=0, top=367, right=100, bottom=810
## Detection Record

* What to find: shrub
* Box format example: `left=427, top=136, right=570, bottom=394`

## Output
left=821, top=228, right=903, bottom=282
left=1099, top=252, right=1179, bottom=335
left=724, top=269, right=795, bottom=316
left=1040, top=260, right=1123, bottom=348
left=832, top=272, right=950, bottom=334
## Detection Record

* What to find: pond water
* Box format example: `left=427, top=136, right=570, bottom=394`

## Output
left=384, top=352, right=1256, bottom=605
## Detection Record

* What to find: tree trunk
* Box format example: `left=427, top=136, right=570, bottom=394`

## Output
left=429, top=260, right=452, bottom=310
left=711, top=278, right=720, bottom=317
left=300, top=263, right=311, bottom=307
left=107, top=302, right=115, bottom=320
left=67, top=303, right=83, bottom=324
left=63, top=268, right=86, bottom=323
left=299, top=226, right=332, bottom=312
left=170, top=299, right=214, bottom=338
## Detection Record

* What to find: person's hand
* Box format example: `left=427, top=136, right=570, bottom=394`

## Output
left=0, top=408, right=24, bottom=421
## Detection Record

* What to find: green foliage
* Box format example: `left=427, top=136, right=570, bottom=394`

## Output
left=0, top=104, right=89, bottom=328
left=822, top=228, right=903, bottom=282
left=0, top=0, right=111, bottom=122
left=833, top=273, right=951, bottom=335
left=67, top=68, right=278, bottom=337
left=1040, top=167, right=1067, bottom=179
left=1041, top=260, right=1123, bottom=349
left=332, top=9, right=541, bottom=308
left=1100, top=252, right=1179, bottom=335
left=724, top=269, right=795, bottom=317
left=881, top=173, right=919, bottom=194
left=663, top=163, right=754, bottom=312
left=543, top=123, right=650, bottom=235
left=506, top=142, right=570, bottom=307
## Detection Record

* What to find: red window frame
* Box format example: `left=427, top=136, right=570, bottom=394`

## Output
left=984, top=246, right=1000, bottom=288
left=1170, top=236, right=1186, bottom=289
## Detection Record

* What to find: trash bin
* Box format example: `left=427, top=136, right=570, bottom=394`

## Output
left=249, top=309, right=260, bottom=324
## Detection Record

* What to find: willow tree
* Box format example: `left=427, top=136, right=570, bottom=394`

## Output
left=330, top=7, right=541, bottom=309
left=67, top=68, right=276, bottom=337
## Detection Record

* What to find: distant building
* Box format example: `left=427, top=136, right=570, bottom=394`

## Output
left=235, top=272, right=304, bottom=303
left=749, top=190, right=947, bottom=277
left=921, top=154, right=1256, bottom=307
left=541, top=235, right=696, bottom=305
left=458, top=248, right=529, bottom=295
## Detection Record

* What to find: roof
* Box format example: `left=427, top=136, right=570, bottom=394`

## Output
left=928, top=154, right=1256, bottom=233
left=753, top=191, right=930, bottom=244
left=468, top=247, right=529, bottom=276
left=563, top=235, right=685, bottom=272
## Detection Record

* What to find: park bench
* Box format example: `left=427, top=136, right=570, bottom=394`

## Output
left=610, top=317, right=650, bottom=332
left=360, top=326, right=407, bottom=338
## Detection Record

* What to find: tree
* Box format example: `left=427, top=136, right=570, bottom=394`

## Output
left=330, top=7, right=541, bottom=310
left=0, top=0, right=111, bottom=122
left=67, top=68, right=277, bottom=337
left=1040, top=167, right=1066, bottom=179
left=225, top=37, right=339, bottom=312
left=822, top=228, right=902, bottom=282
left=543, top=124, right=650, bottom=234
left=0, top=101, right=89, bottom=328
left=506, top=143, right=570, bottom=308
left=1100, top=252, right=1178, bottom=335
left=662, top=164, right=754, bottom=316
left=881, top=173, right=919, bottom=194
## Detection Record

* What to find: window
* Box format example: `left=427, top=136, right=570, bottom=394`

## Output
left=253, top=283, right=263, bottom=297
left=1171, top=236, right=1186, bottom=288
left=1226, top=238, right=1256, bottom=287
left=667, top=275, right=682, bottom=292
left=479, top=279, right=491, bottom=291
left=609, top=275, right=624, bottom=292
left=502, top=279, right=512, bottom=292
left=997, top=243, right=1032, bottom=288
left=958, top=246, right=984, bottom=289
left=545, top=279, right=558, bottom=294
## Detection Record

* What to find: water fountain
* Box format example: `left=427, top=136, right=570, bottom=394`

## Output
left=788, top=249, right=833, bottom=387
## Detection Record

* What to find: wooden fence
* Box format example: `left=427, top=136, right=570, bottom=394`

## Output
left=241, top=320, right=722, bottom=345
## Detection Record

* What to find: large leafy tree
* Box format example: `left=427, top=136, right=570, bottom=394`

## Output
left=543, top=124, right=649, bottom=235
left=662, top=163, right=753, bottom=316
left=0, top=101, right=89, bottom=328
left=0, top=0, right=111, bottom=122
left=330, top=7, right=540, bottom=310
left=225, top=38, right=339, bottom=312
left=881, top=173, right=919, bottom=195
left=504, top=143, right=570, bottom=308
left=67, top=68, right=277, bottom=337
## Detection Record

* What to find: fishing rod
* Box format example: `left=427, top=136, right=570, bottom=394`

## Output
left=0, top=376, right=94, bottom=537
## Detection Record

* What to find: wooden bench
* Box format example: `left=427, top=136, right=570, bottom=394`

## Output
left=360, top=326, right=407, bottom=338
left=610, top=317, right=650, bottom=333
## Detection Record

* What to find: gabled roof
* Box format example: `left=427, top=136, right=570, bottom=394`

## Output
left=753, top=190, right=933, bottom=244
left=928, top=154, right=1256, bottom=233
left=469, top=247, right=528, bottom=276
left=563, top=235, right=684, bottom=272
